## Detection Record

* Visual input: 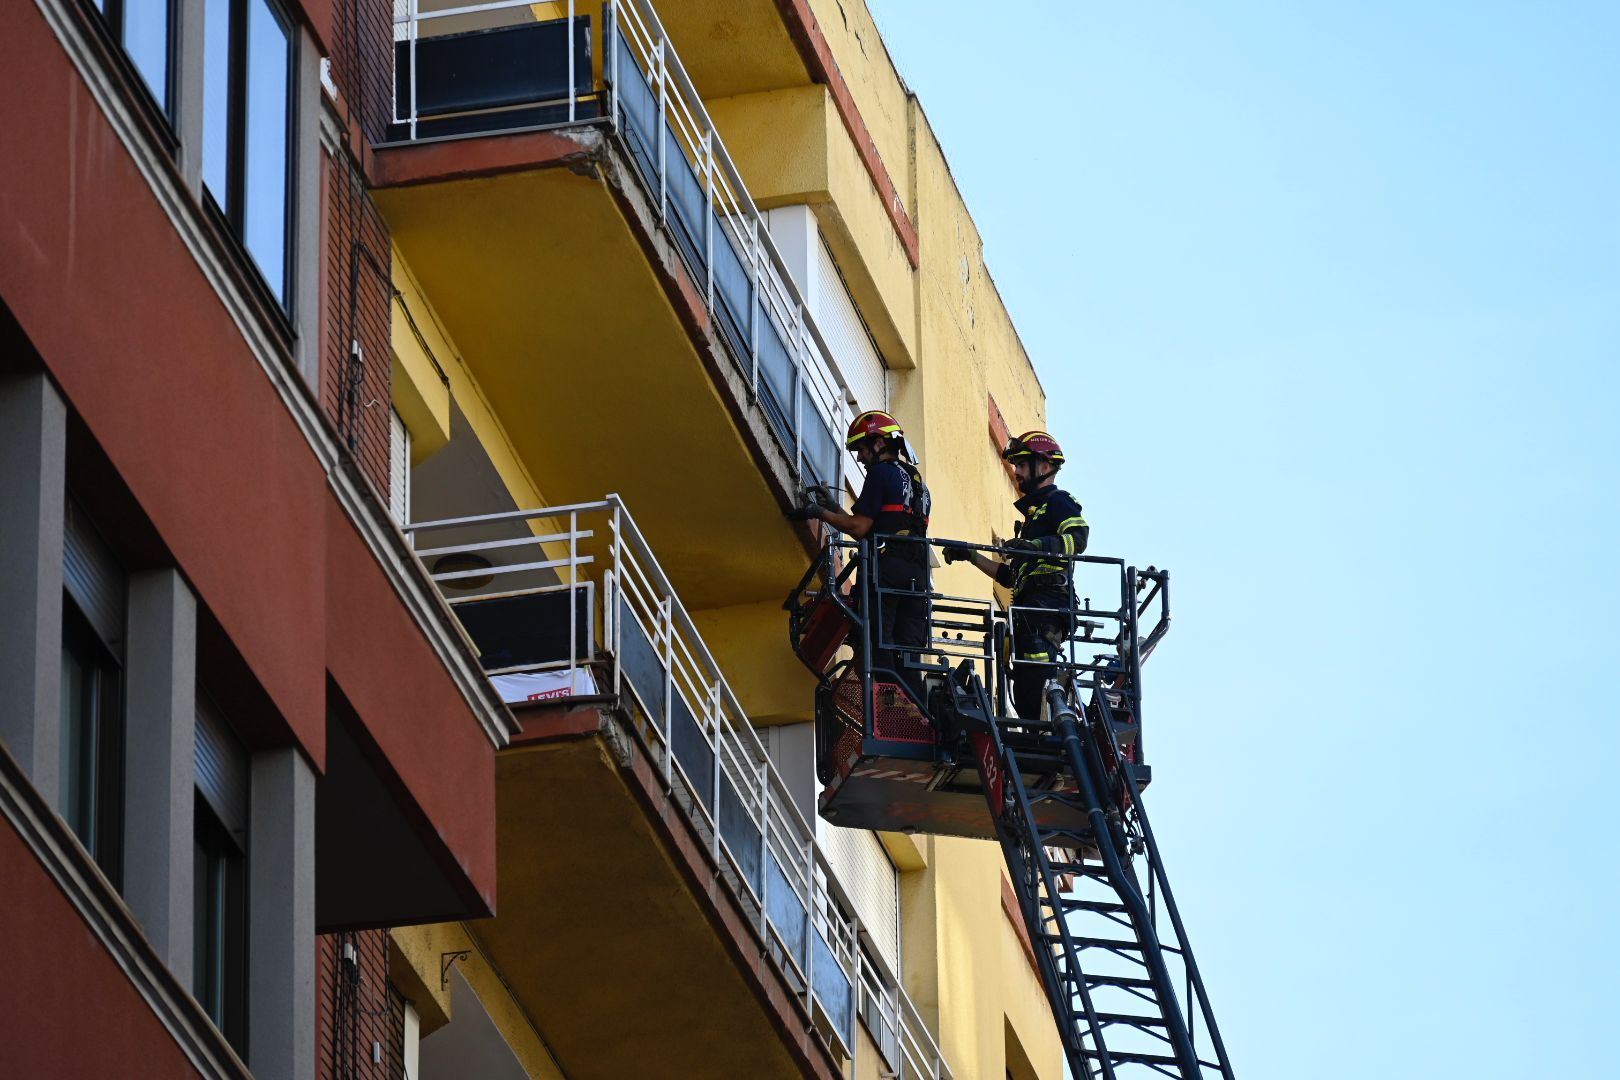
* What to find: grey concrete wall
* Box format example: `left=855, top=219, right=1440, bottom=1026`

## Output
left=123, top=568, right=198, bottom=977
left=0, top=373, right=66, bottom=804
left=248, top=748, right=316, bottom=1080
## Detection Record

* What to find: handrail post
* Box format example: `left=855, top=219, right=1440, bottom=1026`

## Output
left=704, top=133, right=715, bottom=307
left=1125, top=566, right=1145, bottom=761
left=793, top=300, right=805, bottom=476
left=661, top=594, right=675, bottom=782
left=408, top=0, right=419, bottom=140
left=567, top=0, right=576, bottom=123
left=709, top=682, right=722, bottom=856
left=608, top=0, right=620, bottom=130
left=748, top=218, right=761, bottom=394
left=756, top=760, right=770, bottom=938
left=802, top=836, right=815, bottom=1012
left=568, top=510, right=579, bottom=683
left=611, top=501, right=623, bottom=701
left=655, top=39, right=667, bottom=221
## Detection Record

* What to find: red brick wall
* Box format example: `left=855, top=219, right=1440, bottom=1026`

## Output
left=325, top=0, right=394, bottom=145
left=320, top=147, right=393, bottom=498
left=318, top=930, right=405, bottom=1080
left=319, top=0, right=396, bottom=500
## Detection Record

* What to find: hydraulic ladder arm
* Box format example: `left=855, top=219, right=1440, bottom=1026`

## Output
left=950, top=669, right=1233, bottom=1079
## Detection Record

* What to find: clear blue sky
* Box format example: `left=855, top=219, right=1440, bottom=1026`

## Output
left=876, top=3, right=1620, bottom=1076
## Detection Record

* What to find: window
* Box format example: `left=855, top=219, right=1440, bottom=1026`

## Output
left=204, top=0, right=295, bottom=309
left=92, top=0, right=177, bottom=117
left=61, top=498, right=125, bottom=885
left=193, top=797, right=247, bottom=1048
left=60, top=601, right=123, bottom=884
left=194, top=694, right=249, bottom=1050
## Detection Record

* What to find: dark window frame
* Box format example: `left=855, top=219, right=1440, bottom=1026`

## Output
left=203, top=0, right=298, bottom=316
left=85, top=0, right=180, bottom=125
left=194, top=791, right=249, bottom=1053
left=60, top=597, right=125, bottom=888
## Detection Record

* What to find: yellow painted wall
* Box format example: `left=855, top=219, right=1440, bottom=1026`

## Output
left=698, top=2, right=1065, bottom=1075
left=392, top=247, right=550, bottom=510
left=391, top=923, right=568, bottom=1078
left=691, top=599, right=816, bottom=725
left=707, top=85, right=832, bottom=205
left=708, top=85, right=918, bottom=369
left=895, top=103, right=1062, bottom=1080
left=805, top=0, right=915, bottom=221
left=389, top=0, right=1066, bottom=1073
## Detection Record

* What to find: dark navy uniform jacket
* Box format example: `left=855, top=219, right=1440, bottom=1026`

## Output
left=852, top=459, right=931, bottom=568
left=995, top=485, right=1089, bottom=598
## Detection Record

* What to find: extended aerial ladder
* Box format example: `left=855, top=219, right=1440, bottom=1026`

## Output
left=786, top=535, right=1234, bottom=1079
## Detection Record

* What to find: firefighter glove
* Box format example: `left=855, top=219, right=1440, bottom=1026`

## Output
left=786, top=503, right=823, bottom=522
left=941, top=544, right=972, bottom=564
left=805, top=484, right=841, bottom=511
left=1002, top=538, right=1041, bottom=554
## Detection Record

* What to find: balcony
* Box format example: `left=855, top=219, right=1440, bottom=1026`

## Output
left=405, top=497, right=948, bottom=1078
left=377, top=1, right=869, bottom=616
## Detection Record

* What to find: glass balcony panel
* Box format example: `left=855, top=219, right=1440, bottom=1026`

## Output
left=663, top=127, right=709, bottom=276
left=669, top=689, right=714, bottom=806
left=812, top=925, right=854, bottom=1048
left=711, top=219, right=754, bottom=372
left=718, top=773, right=762, bottom=895
left=616, top=593, right=666, bottom=721
left=754, top=308, right=798, bottom=448
left=391, top=11, right=598, bottom=140
left=766, top=851, right=807, bottom=965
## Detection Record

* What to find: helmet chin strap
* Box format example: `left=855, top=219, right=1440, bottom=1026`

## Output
left=1016, top=462, right=1057, bottom=495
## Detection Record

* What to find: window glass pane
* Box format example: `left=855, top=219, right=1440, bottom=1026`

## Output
left=123, top=0, right=171, bottom=114
left=193, top=839, right=210, bottom=1002
left=244, top=0, right=290, bottom=305
left=194, top=831, right=226, bottom=1019
left=60, top=643, right=94, bottom=844
left=202, top=0, right=231, bottom=205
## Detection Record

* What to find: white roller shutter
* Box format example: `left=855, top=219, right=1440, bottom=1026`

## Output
left=812, top=237, right=887, bottom=415
left=764, top=206, right=889, bottom=417
left=389, top=407, right=412, bottom=525
left=818, top=816, right=900, bottom=973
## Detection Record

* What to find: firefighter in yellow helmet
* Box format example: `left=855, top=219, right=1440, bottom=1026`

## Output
left=789, top=411, right=932, bottom=700
left=945, top=431, right=1087, bottom=719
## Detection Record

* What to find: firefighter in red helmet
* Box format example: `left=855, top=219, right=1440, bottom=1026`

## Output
left=789, top=411, right=932, bottom=700
left=945, top=430, right=1087, bottom=720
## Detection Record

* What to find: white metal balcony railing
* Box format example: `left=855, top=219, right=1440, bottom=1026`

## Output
left=391, top=0, right=859, bottom=495
left=406, top=499, right=950, bottom=1078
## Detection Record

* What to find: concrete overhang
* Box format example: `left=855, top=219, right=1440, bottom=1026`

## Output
left=374, top=128, right=820, bottom=613
left=478, top=703, right=844, bottom=1080
left=652, top=1, right=812, bottom=99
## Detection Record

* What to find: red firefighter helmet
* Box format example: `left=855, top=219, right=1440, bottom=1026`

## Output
left=1002, top=430, right=1065, bottom=466
left=846, top=410, right=905, bottom=448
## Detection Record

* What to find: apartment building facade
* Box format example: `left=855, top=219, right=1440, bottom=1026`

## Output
left=2, top=1, right=1064, bottom=1077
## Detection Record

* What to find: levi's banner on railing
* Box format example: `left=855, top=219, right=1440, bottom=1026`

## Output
left=490, top=668, right=598, bottom=705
